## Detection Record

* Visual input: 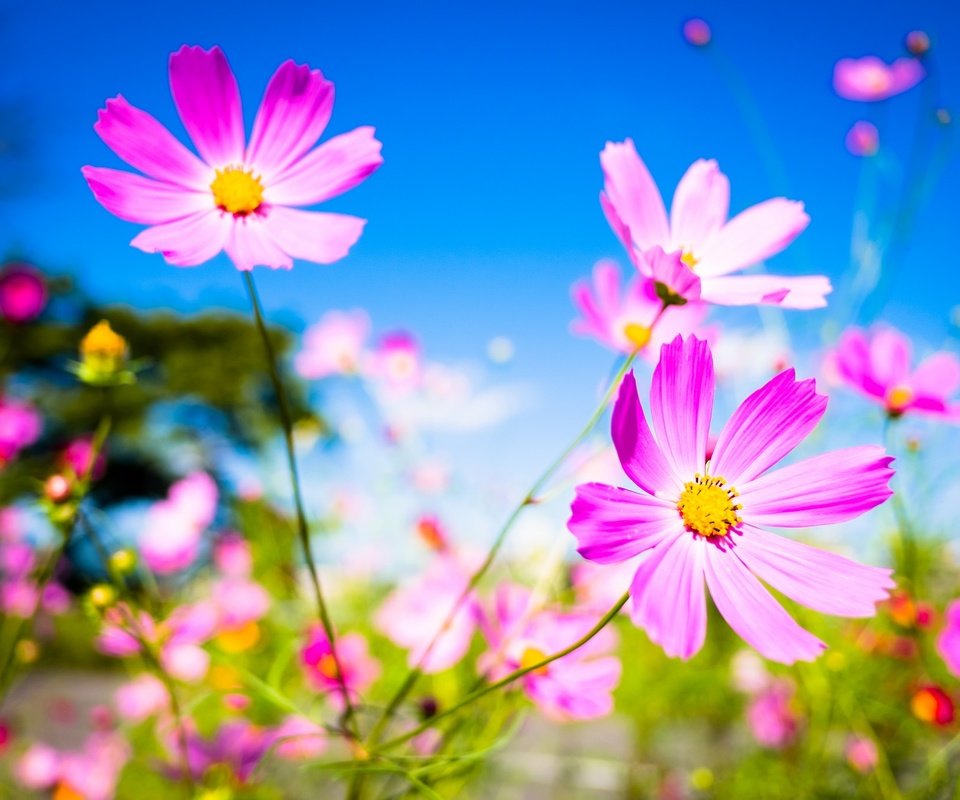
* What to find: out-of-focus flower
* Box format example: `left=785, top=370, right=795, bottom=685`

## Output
left=846, top=736, right=879, bottom=773
left=730, top=650, right=771, bottom=694
left=912, top=686, right=954, bottom=726
left=746, top=679, right=800, bottom=748
left=173, top=721, right=270, bottom=784
left=300, top=627, right=380, bottom=706
left=139, top=472, right=218, bottom=574
left=479, top=584, right=621, bottom=721
left=845, top=121, right=879, bottom=157
left=568, top=336, right=894, bottom=664
left=0, top=262, right=47, bottom=323
left=15, top=743, right=60, bottom=790
left=571, top=559, right=639, bottom=613
left=61, top=437, right=108, bottom=480
left=600, top=141, right=828, bottom=309
left=682, top=18, right=711, bottom=47
left=113, top=673, right=169, bottom=723
left=829, top=325, right=960, bottom=421
left=937, top=600, right=960, bottom=677
left=16, top=733, right=129, bottom=800
left=272, top=715, right=327, bottom=760
left=0, top=396, right=41, bottom=467
left=213, top=533, right=253, bottom=577
left=367, top=332, right=422, bottom=392
left=296, top=309, right=370, bottom=379
left=570, top=259, right=709, bottom=358
left=905, top=31, right=931, bottom=57
left=1, top=580, right=39, bottom=617
left=834, top=56, right=925, bottom=101
left=82, top=46, right=382, bottom=271
left=74, top=320, right=136, bottom=386
left=414, top=514, right=450, bottom=552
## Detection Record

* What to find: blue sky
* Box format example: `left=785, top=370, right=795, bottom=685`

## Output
left=2, top=0, right=958, bottom=482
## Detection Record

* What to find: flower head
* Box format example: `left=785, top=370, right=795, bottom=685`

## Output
left=83, top=46, right=382, bottom=271
left=568, top=336, right=894, bottom=664
left=0, top=396, right=41, bottom=467
left=834, top=56, right=925, bottom=101
left=746, top=679, right=800, bottom=748
left=139, top=472, right=218, bottom=574
left=682, top=18, right=712, bottom=47
left=912, top=686, right=955, bottom=726
left=937, top=600, right=960, bottom=677
left=845, top=121, right=879, bottom=157
left=0, top=262, right=47, bottom=324
left=300, top=628, right=380, bottom=707
left=75, top=320, right=135, bottom=386
left=295, top=309, right=370, bottom=379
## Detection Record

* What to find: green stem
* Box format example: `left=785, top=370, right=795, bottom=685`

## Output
left=242, top=272, right=357, bottom=735
left=883, top=417, right=916, bottom=590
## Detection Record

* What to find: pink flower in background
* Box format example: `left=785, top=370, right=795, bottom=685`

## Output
left=0, top=397, right=42, bottom=467
left=937, top=600, right=960, bottom=677
left=568, top=336, right=895, bottom=664
left=570, top=259, right=709, bottom=358
left=846, top=736, right=879, bottom=773
left=479, top=584, right=621, bottom=721
left=747, top=679, right=800, bottom=748
left=61, top=436, right=108, bottom=480
left=213, top=533, right=253, bottom=577
left=367, top=332, right=422, bottom=391
left=830, top=325, right=960, bottom=421
left=600, top=141, right=828, bottom=309
left=0, top=263, right=47, bottom=323
left=295, top=309, right=370, bottom=379
left=571, top=559, right=638, bottom=613
left=833, top=56, right=925, bottom=101
left=1, top=580, right=39, bottom=617
left=15, top=743, right=59, bottom=790
left=272, top=715, right=327, bottom=760
left=113, top=674, right=169, bottom=723
left=300, top=627, right=380, bottom=706
left=173, top=721, right=270, bottom=784
left=682, top=18, right=711, bottom=47
left=16, top=733, right=129, bottom=800
left=139, top=471, right=218, bottom=574
left=82, top=45, right=383, bottom=271
left=845, top=121, right=879, bottom=157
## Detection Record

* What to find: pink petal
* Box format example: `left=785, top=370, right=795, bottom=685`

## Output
left=638, top=246, right=702, bottom=303
left=911, top=352, right=960, bottom=399
left=612, top=370, right=682, bottom=494
left=599, top=139, right=669, bottom=252
left=246, top=60, right=335, bottom=181
left=261, top=207, right=366, bottom=266
left=649, top=335, right=714, bottom=479
left=267, top=127, right=383, bottom=207
left=225, top=216, right=294, bottom=271
left=169, top=45, right=245, bottom=167
left=704, top=545, right=825, bottom=664
left=696, top=198, right=809, bottom=277
left=600, top=190, right=633, bottom=252
left=670, top=159, right=729, bottom=253
left=869, top=327, right=912, bottom=387
left=629, top=532, right=707, bottom=658
left=82, top=167, right=210, bottom=224
left=700, top=274, right=831, bottom=309
left=568, top=482, right=678, bottom=564
left=710, top=369, right=827, bottom=486
left=591, top=259, right=623, bottom=313
left=130, top=210, right=230, bottom=267
left=735, top=525, right=893, bottom=616
left=833, top=328, right=886, bottom=399
left=738, top=445, right=894, bottom=527
left=92, top=96, right=211, bottom=189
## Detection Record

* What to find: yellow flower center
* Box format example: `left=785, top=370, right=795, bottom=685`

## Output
left=215, top=621, right=261, bottom=654
left=519, top=647, right=549, bottom=675
left=53, top=783, right=85, bottom=800
left=911, top=689, right=939, bottom=724
left=886, top=385, right=913, bottom=412
left=677, top=474, right=742, bottom=537
left=623, top=322, right=652, bottom=351
left=210, top=166, right=264, bottom=216
left=681, top=250, right=699, bottom=269
left=317, top=653, right=340, bottom=679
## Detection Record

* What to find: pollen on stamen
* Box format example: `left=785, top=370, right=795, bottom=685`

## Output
left=210, top=166, right=264, bottom=216
left=677, top=473, right=742, bottom=538
left=681, top=250, right=699, bottom=269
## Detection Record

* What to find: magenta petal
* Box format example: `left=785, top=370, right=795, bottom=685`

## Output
left=670, top=159, right=729, bottom=253
left=711, top=369, right=827, bottom=486
left=93, top=96, right=211, bottom=189
left=868, top=327, right=912, bottom=387
left=738, top=446, right=894, bottom=527
left=568, top=482, right=678, bottom=564
left=735, top=526, right=893, bottom=617
left=599, top=139, right=670, bottom=252
left=169, top=45, right=245, bottom=167
left=130, top=210, right=230, bottom=267
left=639, top=246, right=702, bottom=302
left=649, top=335, right=714, bottom=479
left=82, top=167, right=209, bottom=224
left=600, top=190, right=633, bottom=252
left=260, top=207, right=366, bottom=267
left=246, top=60, right=335, bottom=181
left=629, top=532, right=707, bottom=659
left=267, top=127, right=383, bottom=207
left=911, top=352, right=960, bottom=399
left=703, top=546, right=825, bottom=664
left=700, top=274, right=831, bottom=309
left=834, top=328, right=885, bottom=399
left=612, top=371, right=681, bottom=494
left=224, top=217, right=294, bottom=271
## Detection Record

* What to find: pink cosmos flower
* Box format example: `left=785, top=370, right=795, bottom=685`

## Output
left=0, top=263, right=47, bottom=324
left=845, top=121, right=879, bottom=157
left=300, top=627, right=380, bottom=706
left=846, top=736, right=879, bottom=773
left=600, top=141, right=829, bottom=309
left=61, top=436, right=108, bottom=480
left=937, top=600, right=960, bottom=677
left=479, top=584, right=621, bottom=721
left=172, top=721, right=270, bottom=784
left=15, top=743, right=59, bottom=790
left=139, top=471, right=218, bottom=574
left=213, top=533, right=253, bottom=577
left=366, top=331, right=422, bottom=391
left=833, top=56, right=925, bottom=102
left=295, top=309, right=370, bottom=379
left=570, top=259, right=710, bottom=358
left=272, top=715, right=327, bottom=760
left=113, top=673, right=169, bottom=723
left=82, top=46, right=382, bottom=271
left=830, top=325, right=960, bottom=421
left=568, top=336, right=895, bottom=664
left=0, top=397, right=42, bottom=467
left=746, top=678, right=800, bottom=748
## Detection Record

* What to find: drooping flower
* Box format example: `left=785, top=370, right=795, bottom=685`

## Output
left=300, top=627, right=380, bottom=706
left=0, top=262, right=47, bottom=324
left=295, top=309, right=370, bottom=379
left=833, top=56, right=925, bottom=101
left=0, top=396, right=41, bottom=467
left=570, top=258, right=710, bottom=358
left=478, top=584, right=621, bottom=721
left=600, top=141, right=829, bottom=309
left=829, top=325, right=960, bottom=421
left=746, top=678, right=800, bottom=748
left=568, top=336, right=895, bottom=664
left=138, top=472, right=218, bottom=574
left=82, top=46, right=382, bottom=271
left=845, top=121, right=879, bottom=157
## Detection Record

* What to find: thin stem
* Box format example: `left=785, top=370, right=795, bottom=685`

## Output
left=242, top=272, right=357, bottom=734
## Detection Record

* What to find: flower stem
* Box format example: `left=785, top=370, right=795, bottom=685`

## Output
left=242, top=272, right=357, bottom=735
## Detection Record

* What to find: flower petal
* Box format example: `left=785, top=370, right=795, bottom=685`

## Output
left=670, top=159, right=729, bottom=253
left=696, top=198, right=809, bottom=277
left=599, top=139, right=669, bottom=252
left=92, top=96, right=211, bottom=189
left=267, top=127, right=383, bottom=207
left=704, top=544, right=825, bottom=664
left=649, top=335, right=714, bottom=479
left=169, top=45, right=245, bottom=167
left=910, top=351, right=960, bottom=399
left=82, top=167, right=210, bottom=224
left=868, top=326, right=912, bottom=387
left=700, top=274, right=831, bottom=309
left=735, top=525, right=893, bottom=616
left=834, top=328, right=886, bottom=399
left=260, top=207, right=366, bottom=266
left=224, top=217, right=294, bottom=271
left=568, top=482, right=678, bottom=564
left=130, top=210, right=230, bottom=267
left=629, top=532, right=707, bottom=659
left=710, top=369, right=827, bottom=486
left=246, top=60, right=335, bottom=181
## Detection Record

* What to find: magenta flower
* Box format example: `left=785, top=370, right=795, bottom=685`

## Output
left=171, top=721, right=270, bottom=784
left=682, top=18, right=712, bottom=47
left=746, top=678, right=800, bottom=748
left=937, top=600, right=960, bottom=677
left=600, top=141, right=829, bottom=309
left=0, top=263, right=47, bottom=324
left=295, top=309, right=370, bottom=379
left=845, top=121, right=880, bottom=157
left=568, top=336, right=895, bottom=664
left=0, top=396, right=42, bottom=467
left=570, top=258, right=709, bottom=357
left=82, top=45, right=382, bottom=271
left=139, top=471, right=218, bottom=574
left=830, top=325, right=960, bottom=421
left=833, top=56, right=925, bottom=102
left=300, top=627, right=380, bottom=707
left=113, top=673, right=169, bottom=723
left=367, top=331, right=423, bottom=391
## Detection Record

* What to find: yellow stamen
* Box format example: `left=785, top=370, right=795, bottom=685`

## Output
left=210, top=166, right=264, bottom=216
left=677, top=473, right=742, bottom=537
left=623, top=322, right=652, bottom=351
left=519, top=647, right=549, bottom=675
left=317, top=653, right=340, bottom=679
left=681, top=250, right=699, bottom=269
left=886, top=385, right=913, bottom=412
left=215, top=621, right=261, bottom=654
left=53, top=783, right=85, bottom=800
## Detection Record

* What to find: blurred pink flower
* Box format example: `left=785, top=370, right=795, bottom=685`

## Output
left=213, top=533, right=253, bottom=577
left=300, top=627, right=380, bottom=706
left=937, top=600, right=960, bottom=677
left=15, top=743, right=59, bottom=790
left=211, top=576, right=270, bottom=630
left=0, top=397, right=42, bottom=467
left=571, top=559, right=638, bottom=613
left=367, top=332, right=422, bottom=391
left=272, top=715, right=327, bottom=760
left=113, top=673, right=169, bottom=722
left=173, top=721, right=270, bottom=784
left=40, top=582, right=71, bottom=615
left=139, top=471, right=218, bottom=574
left=830, top=325, right=960, bottom=421
left=845, top=121, right=879, bottom=157
left=846, top=735, right=879, bottom=773
left=1, top=580, right=39, bottom=617
left=296, top=309, right=370, bottom=379
left=82, top=45, right=382, bottom=271
left=600, top=141, right=829, bottom=309
left=16, top=733, right=128, bottom=800
left=61, top=436, right=108, bottom=480
left=479, top=584, right=621, bottom=721
left=160, top=642, right=210, bottom=683
left=682, top=18, right=711, bottom=47
left=1, top=541, right=34, bottom=577
left=568, top=336, right=894, bottom=664
left=834, top=56, right=925, bottom=101
left=0, top=263, right=47, bottom=324
left=746, top=679, right=800, bottom=748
